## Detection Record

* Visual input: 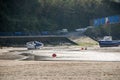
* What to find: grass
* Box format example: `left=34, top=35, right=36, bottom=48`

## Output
left=78, top=42, right=98, bottom=47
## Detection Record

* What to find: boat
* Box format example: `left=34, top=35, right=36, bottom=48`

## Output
left=96, top=16, right=120, bottom=47
left=98, top=36, right=120, bottom=47
left=26, top=41, right=44, bottom=50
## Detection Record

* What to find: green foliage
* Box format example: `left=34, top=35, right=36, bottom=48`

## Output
left=0, top=0, right=120, bottom=32
left=110, top=24, right=120, bottom=39
left=85, top=24, right=120, bottom=40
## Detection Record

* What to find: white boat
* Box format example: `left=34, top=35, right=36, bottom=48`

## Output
left=26, top=41, right=44, bottom=50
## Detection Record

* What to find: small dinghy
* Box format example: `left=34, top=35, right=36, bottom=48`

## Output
left=26, top=41, right=44, bottom=50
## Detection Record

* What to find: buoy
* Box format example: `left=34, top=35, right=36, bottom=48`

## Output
left=85, top=47, right=87, bottom=50
left=81, top=47, right=84, bottom=50
left=81, top=47, right=87, bottom=50
left=52, top=54, right=57, bottom=58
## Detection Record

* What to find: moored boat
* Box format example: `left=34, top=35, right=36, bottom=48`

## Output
left=98, top=36, right=120, bottom=47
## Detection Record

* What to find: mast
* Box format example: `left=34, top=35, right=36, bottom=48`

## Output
left=105, top=17, right=111, bottom=36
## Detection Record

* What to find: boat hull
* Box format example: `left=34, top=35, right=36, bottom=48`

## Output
left=98, top=40, right=120, bottom=47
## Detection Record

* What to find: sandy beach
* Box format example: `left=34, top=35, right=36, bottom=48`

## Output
left=0, top=46, right=120, bottom=80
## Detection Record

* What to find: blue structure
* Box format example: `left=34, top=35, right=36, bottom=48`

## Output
left=0, top=32, right=26, bottom=36
left=93, top=15, right=120, bottom=26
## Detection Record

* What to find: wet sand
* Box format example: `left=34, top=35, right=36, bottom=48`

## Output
left=0, top=46, right=120, bottom=80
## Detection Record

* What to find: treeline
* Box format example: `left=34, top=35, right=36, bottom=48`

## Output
left=0, top=0, right=120, bottom=32
left=85, top=23, right=120, bottom=40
